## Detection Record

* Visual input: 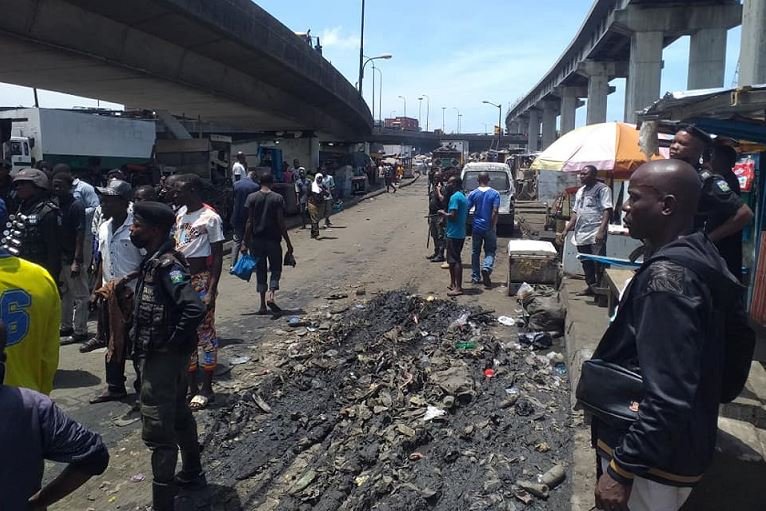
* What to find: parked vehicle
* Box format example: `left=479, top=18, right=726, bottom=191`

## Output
left=461, top=161, right=516, bottom=234
left=0, top=108, right=155, bottom=173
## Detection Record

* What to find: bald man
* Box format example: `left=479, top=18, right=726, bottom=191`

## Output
left=580, top=160, right=751, bottom=511
left=670, top=127, right=753, bottom=280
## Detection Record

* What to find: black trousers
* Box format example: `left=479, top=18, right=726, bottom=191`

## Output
left=577, top=240, right=606, bottom=287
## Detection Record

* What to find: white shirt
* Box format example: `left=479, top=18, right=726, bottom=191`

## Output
left=174, top=205, right=225, bottom=258
left=572, top=182, right=613, bottom=246
left=232, top=162, right=246, bottom=183
left=98, top=212, right=144, bottom=288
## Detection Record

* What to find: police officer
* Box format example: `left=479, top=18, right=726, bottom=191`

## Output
left=669, top=126, right=753, bottom=280
left=128, top=201, right=207, bottom=510
left=8, top=168, right=62, bottom=282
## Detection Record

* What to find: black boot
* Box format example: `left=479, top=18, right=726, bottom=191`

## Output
left=152, top=482, right=177, bottom=511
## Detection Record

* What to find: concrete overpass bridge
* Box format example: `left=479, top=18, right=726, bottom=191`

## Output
left=506, top=0, right=764, bottom=151
left=369, top=129, right=527, bottom=152
left=0, top=0, right=372, bottom=140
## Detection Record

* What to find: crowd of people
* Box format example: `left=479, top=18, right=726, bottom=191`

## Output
left=427, top=164, right=502, bottom=297
left=0, top=151, right=311, bottom=509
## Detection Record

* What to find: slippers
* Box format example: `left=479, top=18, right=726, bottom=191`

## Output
left=447, top=289, right=464, bottom=297
left=256, top=308, right=271, bottom=315
left=266, top=301, right=282, bottom=313
left=90, top=391, right=127, bottom=404
left=189, top=395, right=209, bottom=411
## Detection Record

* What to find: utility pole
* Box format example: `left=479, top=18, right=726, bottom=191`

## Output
left=357, top=0, right=365, bottom=95
left=441, top=107, right=446, bottom=132
left=417, top=97, right=423, bottom=129
left=419, top=95, right=430, bottom=132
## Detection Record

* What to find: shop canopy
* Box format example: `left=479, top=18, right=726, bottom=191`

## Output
left=530, top=122, right=662, bottom=179
left=637, top=84, right=766, bottom=147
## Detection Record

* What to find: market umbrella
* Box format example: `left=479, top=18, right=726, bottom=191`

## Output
left=530, top=122, right=663, bottom=179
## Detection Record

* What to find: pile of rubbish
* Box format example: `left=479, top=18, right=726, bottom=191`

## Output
left=201, top=291, right=572, bottom=510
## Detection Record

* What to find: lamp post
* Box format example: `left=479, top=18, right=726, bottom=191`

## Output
left=359, top=53, right=392, bottom=96
left=373, top=65, right=383, bottom=126
left=441, top=106, right=446, bottom=132
left=482, top=100, right=502, bottom=138
left=452, top=107, right=461, bottom=134
left=357, top=0, right=365, bottom=94
left=418, top=94, right=430, bottom=132
left=398, top=95, right=407, bottom=119
left=417, top=97, right=423, bottom=129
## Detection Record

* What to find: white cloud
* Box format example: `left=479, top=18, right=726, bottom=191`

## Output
left=319, top=26, right=359, bottom=50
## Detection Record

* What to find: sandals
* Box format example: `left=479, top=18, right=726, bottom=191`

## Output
left=90, top=390, right=128, bottom=404
left=79, top=338, right=106, bottom=353
left=189, top=394, right=215, bottom=411
left=266, top=301, right=282, bottom=313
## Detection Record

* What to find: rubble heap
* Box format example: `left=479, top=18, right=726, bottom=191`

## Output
left=202, top=291, right=572, bottom=510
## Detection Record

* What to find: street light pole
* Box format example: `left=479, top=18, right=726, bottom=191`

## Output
left=360, top=54, right=392, bottom=98
left=357, top=0, right=365, bottom=94
left=441, top=107, right=446, bottom=132
left=419, top=95, right=430, bottom=132
left=374, top=66, right=383, bottom=126
left=371, top=60, right=376, bottom=124
left=398, top=95, right=407, bottom=119
left=452, top=107, right=460, bottom=134
left=482, top=100, right=502, bottom=140
left=417, top=97, right=423, bottom=129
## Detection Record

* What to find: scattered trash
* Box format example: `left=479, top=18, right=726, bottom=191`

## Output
left=199, top=291, right=571, bottom=508
left=288, top=316, right=309, bottom=328
left=516, top=282, right=535, bottom=300
left=355, top=288, right=366, bottom=296
left=553, top=362, right=567, bottom=376
left=423, top=405, right=446, bottom=421
left=539, top=464, right=567, bottom=489
left=497, top=315, right=515, bottom=326
left=327, top=293, right=348, bottom=300
left=518, top=331, right=553, bottom=350
left=229, top=356, right=251, bottom=366
left=448, top=312, right=471, bottom=331
left=522, top=291, right=565, bottom=332
left=129, top=473, right=145, bottom=483
left=517, top=479, right=550, bottom=499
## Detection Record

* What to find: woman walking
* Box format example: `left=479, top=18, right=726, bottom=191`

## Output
left=308, top=173, right=327, bottom=239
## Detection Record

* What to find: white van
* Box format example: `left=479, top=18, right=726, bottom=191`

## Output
left=460, top=162, right=516, bottom=233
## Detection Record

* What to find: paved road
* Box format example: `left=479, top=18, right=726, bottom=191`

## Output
left=52, top=179, right=530, bottom=509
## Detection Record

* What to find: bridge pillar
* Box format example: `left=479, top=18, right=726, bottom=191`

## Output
left=688, top=28, right=727, bottom=89
left=527, top=110, right=540, bottom=151
left=740, top=0, right=766, bottom=86
left=559, top=87, right=579, bottom=135
left=625, top=30, right=663, bottom=123
left=541, top=100, right=559, bottom=150
left=585, top=64, right=610, bottom=125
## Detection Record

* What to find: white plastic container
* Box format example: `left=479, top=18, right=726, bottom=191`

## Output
left=507, top=240, right=559, bottom=295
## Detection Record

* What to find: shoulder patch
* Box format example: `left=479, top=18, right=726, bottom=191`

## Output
left=716, top=180, right=731, bottom=193
left=646, top=260, right=685, bottom=294
left=168, top=268, right=187, bottom=285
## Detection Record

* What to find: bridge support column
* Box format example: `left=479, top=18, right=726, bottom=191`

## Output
left=688, top=28, right=727, bottom=89
left=586, top=65, right=610, bottom=125
left=740, top=0, right=766, bottom=86
left=625, top=30, right=663, bottom=123
left=527, top=110, right=540, bottom=151
left=559, top=87, right=579, bottom=135
left=541, top=100, right=558, bottom=150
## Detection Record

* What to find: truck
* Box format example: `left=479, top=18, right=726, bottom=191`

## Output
left=0, top=108, right=155, bottom=172
left=154, top=135, right=233, bottom=220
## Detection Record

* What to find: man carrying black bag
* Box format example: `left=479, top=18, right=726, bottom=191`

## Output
left=577, top=160, right=754, bottom=511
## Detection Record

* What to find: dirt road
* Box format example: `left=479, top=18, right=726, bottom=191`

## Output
left=51, top=179, right=573, bottom=510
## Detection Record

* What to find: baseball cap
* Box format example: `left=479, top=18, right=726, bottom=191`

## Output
left=96, top=179, right=132, bottom=200
left=13, top=168, right=50, bottom=190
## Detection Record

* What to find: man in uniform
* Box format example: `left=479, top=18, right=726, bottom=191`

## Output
left=669, top=127, right=753, bottom=275
left=129, top=201, right=206, bottom=510
left=11, top=168, right=62, bottom=282
left=426, top=170, right=446, bottom=262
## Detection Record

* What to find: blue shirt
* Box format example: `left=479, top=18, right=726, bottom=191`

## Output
left=231, top=177, right=260, bottom=232
left=446, top=191, right=469, bottom=239
left=467, top=187, right=501, bottom=233
left=72, top=179, right=100, bottom=230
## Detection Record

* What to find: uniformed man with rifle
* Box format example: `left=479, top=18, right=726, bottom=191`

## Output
left=128, top=201, right=207, bottom=510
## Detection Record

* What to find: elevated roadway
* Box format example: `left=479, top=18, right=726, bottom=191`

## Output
left=0, top=0, right=372, bottom=139
left=506, top=0, right=747, bottom=150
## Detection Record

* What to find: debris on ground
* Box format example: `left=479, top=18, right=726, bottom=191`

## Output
left=200, top=291, right=572, bottom=510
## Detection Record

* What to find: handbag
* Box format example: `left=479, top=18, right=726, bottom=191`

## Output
left=576, top=359, right=643, bottom=427
left=230, top=253, right=257, bottom=282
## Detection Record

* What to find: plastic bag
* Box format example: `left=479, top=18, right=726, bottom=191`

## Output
left=516, top=282, right=535, bottom=300
left=230, top=253, right=257, bottom=281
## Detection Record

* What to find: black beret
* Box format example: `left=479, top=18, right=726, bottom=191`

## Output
left=133, top=201, right=176, bottom=231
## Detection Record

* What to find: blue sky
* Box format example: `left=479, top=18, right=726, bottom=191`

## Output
left=0, top=0, right=743, bottom=134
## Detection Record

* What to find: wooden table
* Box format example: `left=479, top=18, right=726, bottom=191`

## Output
left=604, top=268, right=636, bottom=315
